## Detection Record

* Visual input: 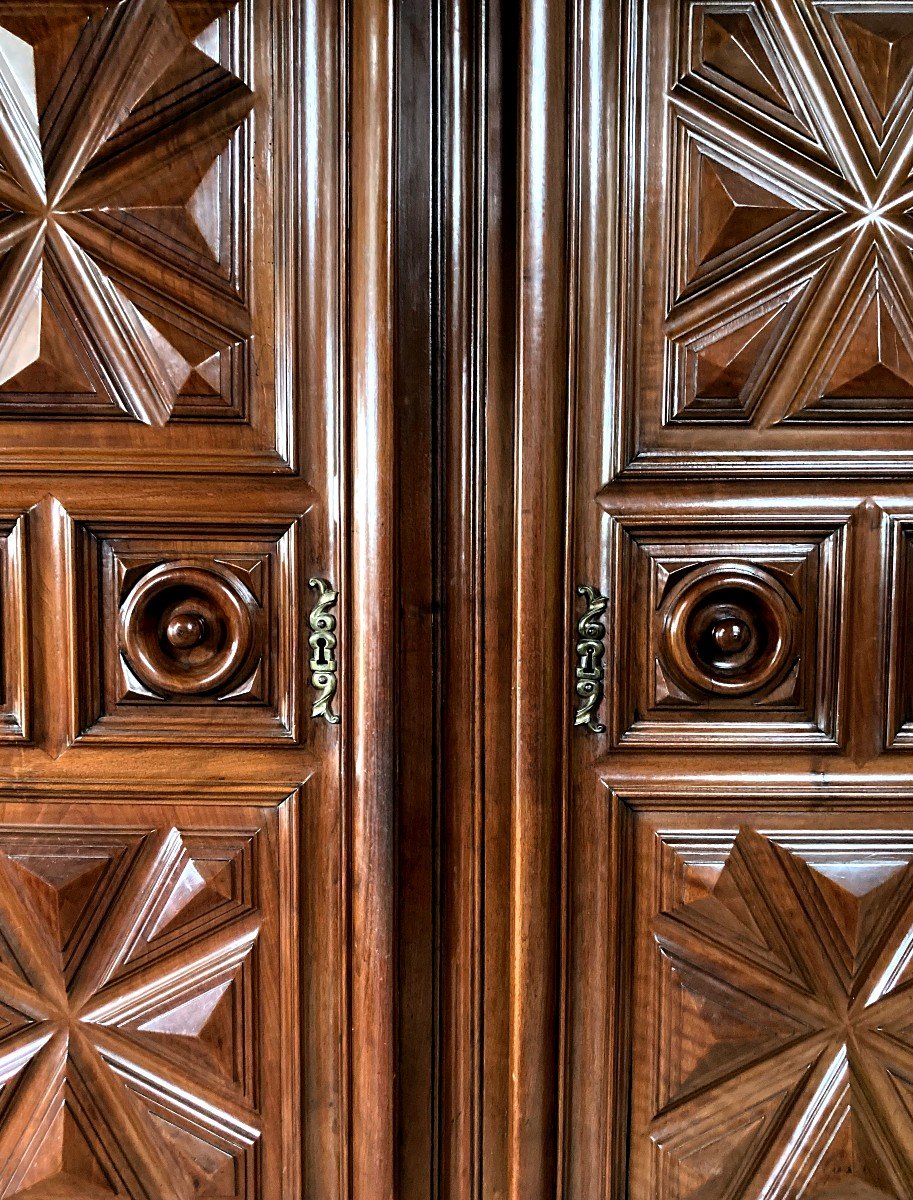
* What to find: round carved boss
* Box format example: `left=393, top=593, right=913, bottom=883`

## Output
left=119, top=560, right=262, bottom=697
left=659, top=561, right=798, bottom=697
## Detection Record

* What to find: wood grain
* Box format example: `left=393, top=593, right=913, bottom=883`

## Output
left=349, top=0, right=396, bottom=1198
left=508, top=1, right=569, bottom=1198
left=0, top=1, right=375, bottom=1196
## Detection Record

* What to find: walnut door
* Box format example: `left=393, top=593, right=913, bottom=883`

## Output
left=0, top=3, right=394, bottom=1200
left=561, top=3, right=913, bottom=1199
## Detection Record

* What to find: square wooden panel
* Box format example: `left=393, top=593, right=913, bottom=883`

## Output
left=74, top=518, right=299, bottom=744
left=0, top=789, right=298, bottom=1199
left=602, top=0, right=913, bottom=476
left=622, top=800, right=913, bottom=1199
left=613, top=520, right=846, bottom=748
left=0, top=514, right=28, bottom=743
left=0, top=0, right=297, bottom=473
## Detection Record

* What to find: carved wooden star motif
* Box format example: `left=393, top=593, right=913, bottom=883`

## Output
left=0, top=827, right=260, bottom=1197
left=653, top=828, right=913, bottom=1199
left=668, top=3, right=913, bottom=422
left=0, top=0, right=253, bottom=424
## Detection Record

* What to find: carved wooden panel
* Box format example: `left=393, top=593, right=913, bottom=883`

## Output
left=0, top=0, right=296, bottom=473
left=555, top=1, right=913, bottom=1198
left=0, top=791, right=297, bottom=1199
left=613, top=0, right=913, bottom=475
left=74, top=517, right=299, bottom=743
left=626, top=803, right=913, bottom=1199
left=613, top=517, right=847, bottom=747
left=0, top=0, right=376, bottom=1192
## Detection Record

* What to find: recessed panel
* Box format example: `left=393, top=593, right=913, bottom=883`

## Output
left=0, top=791, right=297, bottom=1199
left=626, top=805, right=913, bottom=1198
left=611, top=0, right=913, bottom=474
left=74, top=517, right=300, bottom=743
left=612, top=518, right=847, bottom=747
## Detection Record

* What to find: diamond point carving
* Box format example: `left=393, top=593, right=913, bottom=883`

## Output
left=0, top=0, right=254, bottom=424
left=665, top=2, right=913, bottom=427
left=653, top=828, right=913, bottom=1198
left=0, top=821, right=265, bottom=1197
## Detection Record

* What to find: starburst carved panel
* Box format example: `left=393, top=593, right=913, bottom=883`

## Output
left=0, top=0, right=298, bottom=472
left=629, top=816, right=913, bottom=1199
left=0, top=793, right=298, bottom=1199
left=0, top=0, right=253, bottom=425
left=613, top=0, right=913, bottom=474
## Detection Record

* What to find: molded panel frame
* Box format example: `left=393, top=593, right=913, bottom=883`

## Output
left=591, top=0, right=913, bottom=478
left=0, top=0, right=298, bottom=474
left=0, top=783, right=300, bottom=1199
left=611, top=514, right=849, bottom=749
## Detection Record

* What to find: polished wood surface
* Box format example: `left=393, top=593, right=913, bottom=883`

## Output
left=0, top=1, right=391, bottom=1197
left=10, top=0, right=913, bottom=1196
left=568, top=2, right=913, bottom=1197
left=416, top=0, right=913, bottom=1198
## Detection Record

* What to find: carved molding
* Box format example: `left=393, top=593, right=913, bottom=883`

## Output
left=884, top=517, right=913, bottom=748
left=0, top=791, right=298, bottom=1199
left=74, top=518, right=299, bottom=743
left=0, top=511, right=28, bottom=742
left=614, top=519, right=847, bottom=747
left=634, top=818, right=913, bottom=1198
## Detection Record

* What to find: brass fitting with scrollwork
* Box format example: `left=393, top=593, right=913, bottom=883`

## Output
left=575, top=584, right=608, bottom=734
left=308, top=578, right=340, bottom=725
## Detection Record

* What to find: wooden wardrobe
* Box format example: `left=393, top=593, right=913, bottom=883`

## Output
left=0, top=1, right=907, bottom=1198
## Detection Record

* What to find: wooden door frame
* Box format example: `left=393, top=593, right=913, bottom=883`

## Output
left=302, top=1, right=398, bottom=1197
left=429, top=0, right=576, bottom=1197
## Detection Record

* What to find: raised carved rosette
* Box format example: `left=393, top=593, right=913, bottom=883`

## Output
left=75, top=518, right=300, bottom=744
left=119, top=559, right=264, bottom=700
left=615, top=521, right=845, bottom=748
left=659, top=560, right=798, bottom=699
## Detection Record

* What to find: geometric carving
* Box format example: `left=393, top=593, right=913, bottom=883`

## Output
left=696, top=157, right=800, bottom=264
left=613, top=0, right=913, bottom=473
left=827, top=9, right=913, bottom=136
left=614, top=519, right=846, bottom=747
left=678, top=285, right=806, bottom=421
left=0, top=0, right=300, bottom=475
left=791, top=250, right=913, bottom=418
left=666, top=0, right=913, bottom=423
left=694, top=155, right=809, bottom=271
left=690, top=4, right=822, bottom=147
left=700, top=12, right=794, bottom=112
left=0, top=795, right=297, bottom=1200
left=821, top=267, right=913, bottom=399
left=648, top=826, right=913, bottom=1199
left=74, top=518, right=299, bottom=743
left=0, top=0, right=254, bottom=425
